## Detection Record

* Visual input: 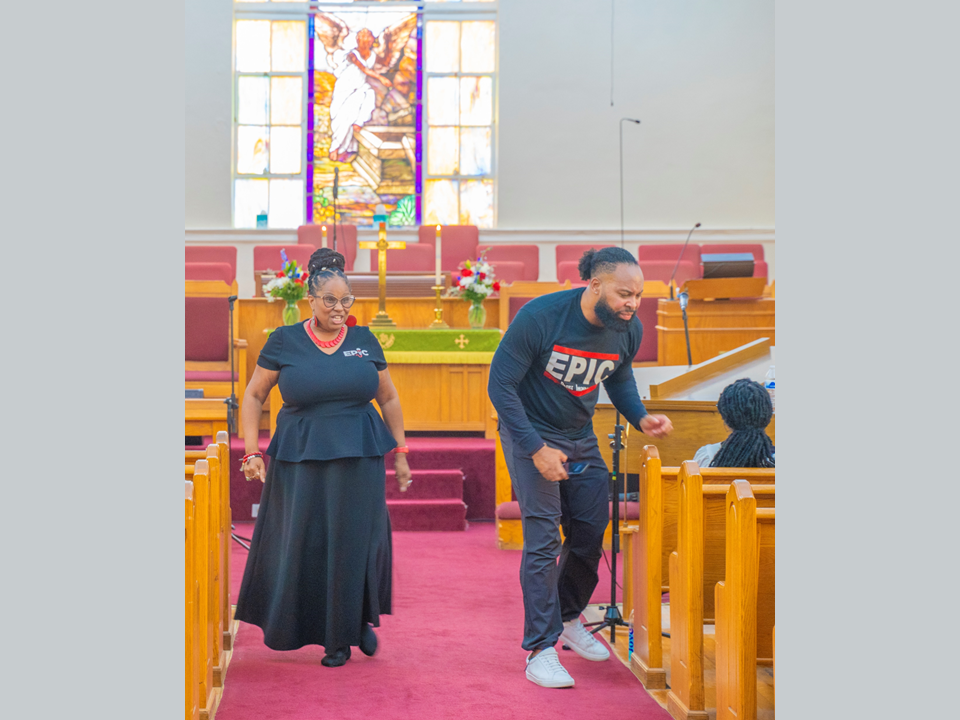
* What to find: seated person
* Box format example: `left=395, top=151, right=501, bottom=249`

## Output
left=694, top=378, right=775, bottom=468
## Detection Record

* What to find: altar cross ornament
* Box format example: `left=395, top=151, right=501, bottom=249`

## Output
left=455, top=334, right=470, bottom=349
left=359, top=211, right=405, bottom=328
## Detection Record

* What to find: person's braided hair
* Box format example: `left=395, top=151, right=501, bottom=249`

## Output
left=577, top=247, right=639, bottom=281
left=709, top=378, right=775, bottom=468
left=307, top=247, right=351, bottom=295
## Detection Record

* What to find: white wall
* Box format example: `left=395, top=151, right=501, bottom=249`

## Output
left=497, top=0, right=774, bottom=229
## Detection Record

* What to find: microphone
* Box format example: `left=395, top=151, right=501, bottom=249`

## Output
left=678, top=291, right=688, bottom=312
left=346, top=315, right=357, bottom=327
left=669, top=222, right=701, bottom=300
left=678, top=290, right=693, bottom=367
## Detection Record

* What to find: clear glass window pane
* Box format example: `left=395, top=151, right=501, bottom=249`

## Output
left=238, top=76, right=269, bottom=125
left=236, top=20, right=271, bottom=73
left=270, top=76, right=302, bottom=125
left=235, top=179, right=269, bottom=228
left=271, top=21, right=306, bottom=72
left=425, top=21, right=460, bottom=73
left=237, top=126, right=269, bottom=175
left=459, top=179, right=494, bottom=227
left=459, top=127, right=491, bottom=176
left=460, top=22, right=495, bottom=73
left=269, top=126, right=302, bottom=174
left=427, top=127, right=459, bottom=175
left=459, top=76, right=492, bottom=126
left=428, top=77, right=459, bottom=125
left=269, top=179, right=305, bottom=229
left=424, top=179, right=459, bottom=225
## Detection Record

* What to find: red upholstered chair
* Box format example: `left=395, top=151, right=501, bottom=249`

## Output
left=185, top=280, right=247, bottom=407
left=297, top=224, right=358, bottom=271
left=634, top=299, right=659, bottom=362
left=477, top=244, right=540, bottom=281
left=700, top=243, right=768, bottom=278
left=185, top=262, right=234, bottom=286
left=253, top=245, right=315, bottom=273
left=638, top=259, right=700, bottom=287
left=487, top=261, right=527, bottom=285
left=417, top=225, right=479, bottom=273
left=555, top=243, right=610, bottom=267
left=557, top=260, right=584, bottom=285
left=185, top=246, right=237, bottom=283
left=381, top=244, right=435, bottom=272
left=635, top=243, right=702, bottom=266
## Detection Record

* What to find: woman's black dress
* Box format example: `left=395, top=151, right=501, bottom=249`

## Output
left=234, top=323, right=397, bottom=652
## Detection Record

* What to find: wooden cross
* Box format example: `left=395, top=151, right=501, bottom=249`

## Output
left=359, top=221, right=406, bottom=327
left=455, top=334, right=470, bottom=349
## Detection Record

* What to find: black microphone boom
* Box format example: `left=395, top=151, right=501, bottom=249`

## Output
left=669, top=222, right=701, bottom=300
left=332, top=167, right=339, bottom=252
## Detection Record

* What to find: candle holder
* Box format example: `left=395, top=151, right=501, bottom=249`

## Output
left=428, top=285, right=449, bottom=329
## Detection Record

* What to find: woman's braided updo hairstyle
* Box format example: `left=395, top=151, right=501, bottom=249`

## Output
left=577, top=247, right=639, bottom=281
left=709, top=378, right=775, bottom=468
left=307, top=247, right=351, bottom=296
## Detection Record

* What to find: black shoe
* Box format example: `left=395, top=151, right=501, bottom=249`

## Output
left=321, top=647, right=351, bottom=667
left=359, top=624, right=378, bottom=657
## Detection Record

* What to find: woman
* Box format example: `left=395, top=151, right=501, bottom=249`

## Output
left=694, top=378, right=775, bottom=468
left=234, top=247, right=411, bottom=667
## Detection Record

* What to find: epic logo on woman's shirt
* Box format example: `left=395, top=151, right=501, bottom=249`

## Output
left=543, top=345, right=619, bottom=397
left=342, top=348, right=369, bottom=358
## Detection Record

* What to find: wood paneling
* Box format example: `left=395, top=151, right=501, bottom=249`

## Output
left=656, top=298, right=775, bottom=366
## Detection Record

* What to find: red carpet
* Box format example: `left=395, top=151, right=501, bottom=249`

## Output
left=219, top=523, right=666, bottom=720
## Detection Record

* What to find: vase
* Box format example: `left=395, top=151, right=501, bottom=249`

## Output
left=283, top=301, right=301, bottom=326
left=468, top=301, right=486, bottom=329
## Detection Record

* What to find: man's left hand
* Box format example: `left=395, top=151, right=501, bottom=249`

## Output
left=640, top=414, right=673, bottom=438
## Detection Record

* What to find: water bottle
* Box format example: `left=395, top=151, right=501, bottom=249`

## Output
left=764, top=366, right=775, bottom=413
left=628, top=610, right=635, bottom=656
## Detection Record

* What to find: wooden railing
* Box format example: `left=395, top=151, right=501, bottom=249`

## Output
left=184, top=431, right=233, bottom=720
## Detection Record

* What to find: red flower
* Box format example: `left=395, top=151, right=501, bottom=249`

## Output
left=492, top=281, right=501, bottom=291
left=278, top=272, right=285, bottom=278
left=461, top=268, right=472, bottom=277
left=478, top=272, right=486, bottom=281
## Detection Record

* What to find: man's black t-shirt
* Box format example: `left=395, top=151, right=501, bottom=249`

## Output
left=488, top=288, right=648, bottom=457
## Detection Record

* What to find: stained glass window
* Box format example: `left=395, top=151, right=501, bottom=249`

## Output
left=233, top=3, right=496, bottom=229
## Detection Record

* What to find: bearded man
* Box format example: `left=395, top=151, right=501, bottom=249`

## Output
left=488, top=246, right=673, bottom=688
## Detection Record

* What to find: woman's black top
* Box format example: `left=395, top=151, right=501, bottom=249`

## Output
left=257, top=323, right=397, bottom=461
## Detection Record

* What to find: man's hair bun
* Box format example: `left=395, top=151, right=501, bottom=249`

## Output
left=578, top=246, right=638, bottom=280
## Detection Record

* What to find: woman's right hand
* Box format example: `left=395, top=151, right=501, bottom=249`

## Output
left=243, top=457, right=266, bottom=483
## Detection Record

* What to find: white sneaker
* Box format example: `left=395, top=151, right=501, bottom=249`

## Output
left=559, top=618, right=610, bottom=661
left=525, top=647, right=575, bottom=688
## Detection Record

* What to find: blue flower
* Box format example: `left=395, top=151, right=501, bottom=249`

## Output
left=280, top=248, right=289, bottom=264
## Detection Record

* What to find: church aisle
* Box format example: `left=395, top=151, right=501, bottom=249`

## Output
left=219, top=523, right=668, bottom=720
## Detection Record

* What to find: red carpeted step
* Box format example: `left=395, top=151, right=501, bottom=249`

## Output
left=384, top=469, right=463, bottom=500
left=386, top=498, right=467, bottom=532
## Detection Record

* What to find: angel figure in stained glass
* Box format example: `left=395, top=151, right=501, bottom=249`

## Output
left=328, top=28, right=393, bottom=163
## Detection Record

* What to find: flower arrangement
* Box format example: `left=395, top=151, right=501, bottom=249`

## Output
left=451, top=251, right=500, bottom=328
left=263, top=249, right=309, bottom=325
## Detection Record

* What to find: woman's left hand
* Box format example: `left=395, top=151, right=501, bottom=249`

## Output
left=394, top=453, right=412, bottom=492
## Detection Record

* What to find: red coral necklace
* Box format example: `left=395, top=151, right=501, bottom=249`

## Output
left=306, top=318, right=346, bottom=348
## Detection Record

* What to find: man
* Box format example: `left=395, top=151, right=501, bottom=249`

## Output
left=488, top=247, right=673, bottom=688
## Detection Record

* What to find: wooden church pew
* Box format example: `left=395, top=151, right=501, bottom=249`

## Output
left=191, top=459, right=215, bottom=718
left=715, top=481, right=776, bottom=720
left=185, top=479, right=200, bottom=720
left=665, top=462, right=775, bottom=720
left=628, top=447, right=775, bottom=689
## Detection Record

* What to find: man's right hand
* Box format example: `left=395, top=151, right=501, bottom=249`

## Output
left=532, top=445, right=569, bottom=482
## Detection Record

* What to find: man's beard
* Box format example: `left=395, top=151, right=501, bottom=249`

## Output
left=594, top=295, right=635, bottom=333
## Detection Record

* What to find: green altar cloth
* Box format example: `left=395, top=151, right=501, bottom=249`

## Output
left=372, top=329, right=502, bottom=365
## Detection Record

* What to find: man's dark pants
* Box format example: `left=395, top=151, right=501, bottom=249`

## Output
left=499, top=424, right=610, bottom=652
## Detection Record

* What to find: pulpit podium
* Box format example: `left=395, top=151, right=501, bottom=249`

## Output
left=657, top=278, right=774, bottom=365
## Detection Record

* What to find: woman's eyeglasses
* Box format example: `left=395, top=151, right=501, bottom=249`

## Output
left=314, top=293, right=356, bottom=309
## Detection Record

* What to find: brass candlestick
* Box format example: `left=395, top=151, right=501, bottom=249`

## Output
left=428, top=285, right=449, bottom=329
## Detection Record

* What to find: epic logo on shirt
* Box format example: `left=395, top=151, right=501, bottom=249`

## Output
left=343, top=348, right=369, bottom=358
left=543, top=345, right=619, bottom=396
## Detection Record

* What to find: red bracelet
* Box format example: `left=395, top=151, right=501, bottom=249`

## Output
left=393, top=446, right=409, bottom=454
left=240, top=452, right=263, bottom=466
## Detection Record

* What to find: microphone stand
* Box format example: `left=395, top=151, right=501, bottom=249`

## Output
left=678, top=290, right=693, bottom=367
left=581, top=414, right=629, bottom=643
left=332, top=167, right=339, bottom=253
left=669, top=222, right=700, bottom=300
left=619, top=118, right=641, bottom=248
